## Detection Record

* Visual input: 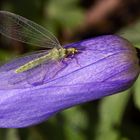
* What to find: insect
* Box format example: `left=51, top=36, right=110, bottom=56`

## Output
left=0, top=11, right=78, bottom=75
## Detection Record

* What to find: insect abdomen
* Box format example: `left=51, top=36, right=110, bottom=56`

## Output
left=15, top=54, right=50, bottom=73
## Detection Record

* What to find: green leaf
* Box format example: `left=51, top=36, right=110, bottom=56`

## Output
left=0, top=129, right=7, bottom=140
left=46, top=0, right=84, bottom=29
left=62, top=106, right=88, bottom=140
left=133, top=77, right=140, bottom=109
left=95, top=91, right=130, bottom=140
left=0, top=50, right=16, bottom=62
left=118, top=21, right=140, bottom=46
left=5, top=129, right=19, bottom=140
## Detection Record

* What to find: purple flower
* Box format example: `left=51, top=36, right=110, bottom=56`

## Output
left=0, top=35, right=139, bottom=128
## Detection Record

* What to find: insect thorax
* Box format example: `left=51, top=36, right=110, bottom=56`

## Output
left=52, top=47, right=78, bottom=60
left=66, top=48, right=78, bottom=56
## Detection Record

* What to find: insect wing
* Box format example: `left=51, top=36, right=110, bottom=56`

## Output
left=0, top=50, right=68, bottom=89
left=0, top=50, right=49, bottom=89
left=0, top=50, right=49, bottom=72
left=26, top=59, right=67, bottom=86
left=0, top=11, right=61, bottom=48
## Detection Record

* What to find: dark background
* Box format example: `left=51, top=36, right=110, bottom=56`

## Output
left=0, top=0, right=140, bottom=140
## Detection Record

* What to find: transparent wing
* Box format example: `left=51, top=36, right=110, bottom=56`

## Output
left=0, top=50, right=68, bottom=89
left=0, top=50, right=49, bottom=72
left=26, top=59, right=67, bottom=86
left=0, top=11, right=61, bottom=48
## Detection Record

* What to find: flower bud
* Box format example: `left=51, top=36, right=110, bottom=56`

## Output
left=0, top=35, right=139, bottom=128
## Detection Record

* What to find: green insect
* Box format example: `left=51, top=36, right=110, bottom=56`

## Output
left=0, top=11, right=78, bottom=74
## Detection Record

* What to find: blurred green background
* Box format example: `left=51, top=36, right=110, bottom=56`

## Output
left=1, top=0, right=140, bottom=140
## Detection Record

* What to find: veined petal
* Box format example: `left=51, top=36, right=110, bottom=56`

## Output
left=0, top=35, right=139, bottom=128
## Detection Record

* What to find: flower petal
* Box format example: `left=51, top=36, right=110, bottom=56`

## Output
left=0, top=35, right=139, bottom=128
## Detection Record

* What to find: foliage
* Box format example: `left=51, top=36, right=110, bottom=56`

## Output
left=0, top=0, right=140, bottom=140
